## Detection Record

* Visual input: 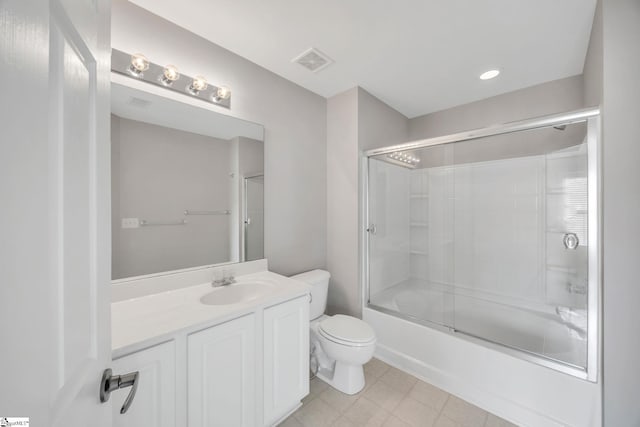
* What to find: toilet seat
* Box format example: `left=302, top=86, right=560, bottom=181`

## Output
left=318, top=315, right=376, bottom=347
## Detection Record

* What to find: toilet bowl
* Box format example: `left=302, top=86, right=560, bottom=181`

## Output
left=291, top=270, right=376, bottom=395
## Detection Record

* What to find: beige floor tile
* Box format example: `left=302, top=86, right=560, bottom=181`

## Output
left=363, top=379, right=407, bottom=412
left=293, top=370, right=511, bottom=427
left=332, top=415, right=359, bottom=427
left=392, top=397, right=440, bottom=427
left=279, top=414, right=305, bottom=427
left=302, top=394, right=317, bottom=405
left=310, top=377, right=330, bottom=397
left=363, top=368, right=380, bottom=393
left=379, top=367, right=418, bottom=394
left=294, top=397, right=341, bottom=427
left=408, top=380, right=449, bottom=412
left=440, top=396, right=488, bottom=427
left=433, top=415, right=459, bottom=427
left=343, top=397, right=390, bottom=426
left=364, top=358, right=392, bottom=378
left=484, top=414, right=519, bottom=427
left=383, top=415, right=413, bottom=427
left=318, top=386, right=360, bottom=413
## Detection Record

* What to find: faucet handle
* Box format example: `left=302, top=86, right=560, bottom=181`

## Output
left=223, top=269, right=236, bottom=284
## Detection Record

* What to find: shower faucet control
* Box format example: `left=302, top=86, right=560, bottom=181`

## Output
left=563, top=233, right=579, bottom=250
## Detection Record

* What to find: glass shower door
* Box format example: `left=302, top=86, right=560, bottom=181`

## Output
left=244, top=174, right=264, bottom=261
left=367, top=145, right=455, bottom=328
left=446, top=122, right=590, bottom=369
left=365, top=110, right=599, bottom=379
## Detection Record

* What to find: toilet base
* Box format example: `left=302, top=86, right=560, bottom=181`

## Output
left=316, top=361, right=365, bottom=395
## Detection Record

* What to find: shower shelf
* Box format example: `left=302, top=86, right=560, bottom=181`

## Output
left=410, top=222, right=428, bottom=227
left=409, top=194, right=429, bottom=199
left=410, top=250, right=428, bottom=256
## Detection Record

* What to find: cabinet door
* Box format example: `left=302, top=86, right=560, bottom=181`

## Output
left=112, top=341, right=176, bottom=427
left=263, top=296, right=310, bottom=425
left=188, top=314, right=256, bottom=427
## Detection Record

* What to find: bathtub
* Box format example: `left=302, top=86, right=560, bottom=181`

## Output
left=370, top=279, right=587, bottom=368
left=364, top=291, right=601, bottom=426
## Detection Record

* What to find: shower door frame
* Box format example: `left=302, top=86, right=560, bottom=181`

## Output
left=361, top=107, right=601, bottom=382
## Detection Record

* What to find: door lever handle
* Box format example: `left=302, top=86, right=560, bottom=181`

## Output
left=100, top=368, right=140, bottom=414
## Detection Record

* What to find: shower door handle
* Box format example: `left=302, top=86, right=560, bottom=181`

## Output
left=367, top=224, right=377, bottom=235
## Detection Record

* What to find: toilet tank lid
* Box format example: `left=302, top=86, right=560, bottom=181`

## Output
left=290, top=269, right=330, bottom=285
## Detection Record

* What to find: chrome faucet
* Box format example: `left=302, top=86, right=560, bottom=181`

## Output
left=212, top=270, right=236, bottom=287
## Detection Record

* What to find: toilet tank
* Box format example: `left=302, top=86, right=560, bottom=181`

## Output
left=290, top=269, right=330, bottom=320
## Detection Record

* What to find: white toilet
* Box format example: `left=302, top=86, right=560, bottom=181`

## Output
left=291, top=269, right=376, bottom=395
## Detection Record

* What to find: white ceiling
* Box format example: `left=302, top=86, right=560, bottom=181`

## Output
left=128, top=0, right=596, bottom=118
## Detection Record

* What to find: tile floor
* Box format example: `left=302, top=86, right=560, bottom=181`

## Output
left=280, top=358, right=518, bottom=427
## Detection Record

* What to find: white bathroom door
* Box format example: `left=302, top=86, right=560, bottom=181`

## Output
left=0, top=0, right=111, bottom=426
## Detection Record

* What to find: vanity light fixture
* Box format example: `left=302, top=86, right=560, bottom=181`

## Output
left=479, top=69, right=500, bottom=80
left=161, top=65, right=180, bottom=85
left=112, top=49, right=232, bottom=109
left=214, top=86, right=231, bottom=102
left=129, top=53, right=149, bottom=76
left=189, top=75, right=208, bottom=94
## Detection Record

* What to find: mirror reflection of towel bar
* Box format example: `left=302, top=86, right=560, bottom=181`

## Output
left=140, top=219, right=187, bottom=227
left=184, top=210, right=230, bottom=216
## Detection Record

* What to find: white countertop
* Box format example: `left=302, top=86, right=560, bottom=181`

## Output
left=111, top=270, right=311, bottom=358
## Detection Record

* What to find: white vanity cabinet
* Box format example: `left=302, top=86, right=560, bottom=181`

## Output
left=112, top=341, right=177, bottom=427
left=187, top=313, right=257, bottom=427
left=263, top=295, right=309, bottom=426
left=111, top=272, right=310, bottom=427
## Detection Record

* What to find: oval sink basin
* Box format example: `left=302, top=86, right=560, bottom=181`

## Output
left=200, top=282, right=274, bottom=305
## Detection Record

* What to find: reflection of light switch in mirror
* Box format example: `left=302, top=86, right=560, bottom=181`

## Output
left=121, top=218, right=140, bottom=229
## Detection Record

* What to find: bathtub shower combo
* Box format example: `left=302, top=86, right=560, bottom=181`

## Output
left=363, top=108, right=600, bottom=384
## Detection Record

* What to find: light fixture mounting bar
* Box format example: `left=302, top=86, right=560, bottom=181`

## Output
left=110, top=49, right=231, bottom=109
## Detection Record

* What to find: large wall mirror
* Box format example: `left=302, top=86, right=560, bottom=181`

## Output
left=111, top=81, right=264, bottom=280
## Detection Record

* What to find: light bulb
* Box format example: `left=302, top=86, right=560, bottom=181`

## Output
left=161, top=65, right=180, bottom=85
left=189, top=75, right=208, bottom=94
left=129, top=53, right=149, bottom=76
left=214, top=85, right=231, bottom=101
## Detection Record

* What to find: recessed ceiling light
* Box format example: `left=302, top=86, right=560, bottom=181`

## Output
left=479, top=69, right=500, bottom=80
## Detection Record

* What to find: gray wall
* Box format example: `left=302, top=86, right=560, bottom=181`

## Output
left=112, top=0, right=326, bottom=276
left=326, top=88, right=359, bottom=316
left=326, top=87, right=409, bottom=317
left=358, top=88, right=410, bottom=151
left=111, top=115, right=233, bottom=279
left=600, top=0, right=640, bottom=424
left=408, top=75, right=585, bottom=140
left=583, top=0, right=603, bottom=108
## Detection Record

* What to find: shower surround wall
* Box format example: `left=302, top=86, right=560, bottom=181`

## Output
left=370, top=141, right=589, bottom=355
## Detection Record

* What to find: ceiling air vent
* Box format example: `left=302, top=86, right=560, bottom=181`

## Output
left=292, top=47, right=333, bottom=73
